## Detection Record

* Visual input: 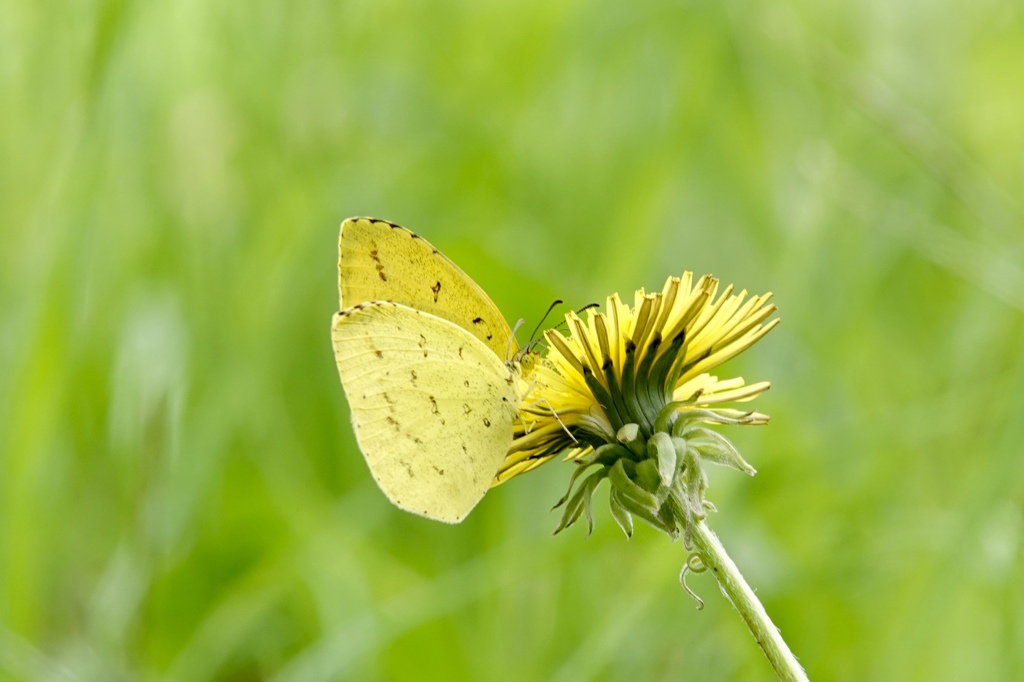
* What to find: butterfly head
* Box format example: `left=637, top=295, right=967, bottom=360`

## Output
left=514, top=346, right=541, bottom=378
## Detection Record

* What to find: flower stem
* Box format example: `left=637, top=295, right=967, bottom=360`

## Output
left=689, top=520, right=808, bottom=682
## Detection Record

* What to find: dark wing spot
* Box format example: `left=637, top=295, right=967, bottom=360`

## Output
left=368, top=247, right=387, bottom=282
left=375, top=350, right=383, bottom=358
left=410, top=370, right=417, bottom=384
left=432, top=465, right=445, bottom=475
left=419, top=334, right=428, bottom=357
left=429, top=396, right=439, bottom=415
left=463, top=404, right=472, bottom=414
left=458, top=346, right=464, bottom=358
left=386, top=416, right=400, bottom=431
left=472, top=318, right=494, bottom=341
left=483, top=417, right=491, bottom=427
left=431, top=281, right=442, bottom=302
left=464, top=380, right=470, bottom=387
left=400, top=460, right=414, bottom=477
left=414, top=437, right=424, bottom=445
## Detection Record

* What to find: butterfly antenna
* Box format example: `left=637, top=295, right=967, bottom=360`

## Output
left=549, top=302, right=600, bottom=333
left=507, top=318, right=526, bottom=362
left=525, top=299, right=564, bottom=346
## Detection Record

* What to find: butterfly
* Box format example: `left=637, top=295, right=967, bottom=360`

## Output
left=330, top=217, right=532, bottom=522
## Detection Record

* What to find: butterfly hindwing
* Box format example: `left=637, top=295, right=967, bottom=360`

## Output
left=331, top=301, right=520, bottom=523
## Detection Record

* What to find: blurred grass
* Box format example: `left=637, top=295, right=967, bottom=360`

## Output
left=2, top=0, right=1024, bottom=679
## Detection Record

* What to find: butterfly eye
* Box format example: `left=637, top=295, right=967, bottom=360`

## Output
left=520, top=351, right=537, bottom=375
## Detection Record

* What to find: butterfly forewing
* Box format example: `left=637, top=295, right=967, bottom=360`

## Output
left=338, top=217, right=517, bottom=360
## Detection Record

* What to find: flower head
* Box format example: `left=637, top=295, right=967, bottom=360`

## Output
left=500, top=272, right=779, bottom=541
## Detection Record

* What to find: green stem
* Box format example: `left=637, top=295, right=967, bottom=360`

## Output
left=689, top=520, right=808, bottom=682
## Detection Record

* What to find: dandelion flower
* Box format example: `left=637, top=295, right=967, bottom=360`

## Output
left=499, top=272, right=779, bottom=541
left=495, top=271, right=806, bottom=681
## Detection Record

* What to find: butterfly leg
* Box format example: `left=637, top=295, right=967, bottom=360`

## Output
left=518, top=397, right=578, bottom=444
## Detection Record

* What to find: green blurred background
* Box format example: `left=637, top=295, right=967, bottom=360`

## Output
left=3, top=0, right=1023, bottom=679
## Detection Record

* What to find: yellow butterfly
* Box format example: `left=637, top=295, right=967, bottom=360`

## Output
left=330, top=217, right=531, bottom=522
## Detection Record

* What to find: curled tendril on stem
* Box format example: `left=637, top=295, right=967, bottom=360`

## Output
left=680, top=552, right=708, bottom=610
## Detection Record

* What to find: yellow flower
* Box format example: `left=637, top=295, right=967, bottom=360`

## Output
left=499, top=272, right=779, bottom=540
